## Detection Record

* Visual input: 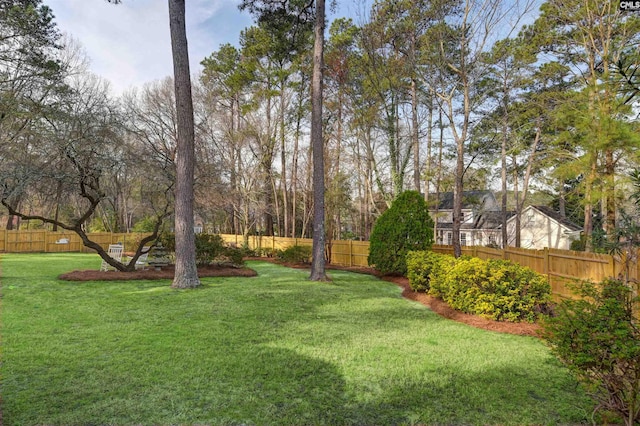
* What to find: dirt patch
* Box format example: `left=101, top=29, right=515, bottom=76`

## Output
left=59, top=264, right=257, bottom=281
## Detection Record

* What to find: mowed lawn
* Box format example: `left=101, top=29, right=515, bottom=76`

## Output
left=1, top=253, right=592, bottom=425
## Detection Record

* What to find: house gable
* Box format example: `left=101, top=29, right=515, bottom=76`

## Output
left=508, top=205, right=582, bottom=250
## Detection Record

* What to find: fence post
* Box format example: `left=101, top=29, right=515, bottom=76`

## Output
left=543, top=247, right=549, bottom=278
left=348, top=239, right=353, bottom=267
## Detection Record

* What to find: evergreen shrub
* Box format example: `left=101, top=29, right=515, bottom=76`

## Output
left=429, top=257, right=551, bottom=322
left=406, top=250, right=449, bottom=292
left=276, top=245, right=312, bottom=264
left=224, top=247, right=245, bottom=266
left=367, top=190, right=434, bottom=275
left=194, top=233, right=226, bottom=266
left=542, top=279, right=640, bottom=425
left=158, top=233, right=244, bottom=266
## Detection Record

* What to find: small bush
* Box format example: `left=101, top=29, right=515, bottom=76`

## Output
left=406, top=251, right=449, bottom=292
left=368, top=190, right=434, bottom=275
left=158, top=233, right=231, bottom=266
left=427, top=254, right=459, bottom=298
left=542, top=279, right=640, bottom=426
left=224, top=247, right=245, bottom=266
left=428, top=257, right=551, bottom=322
left=276, top=245, right=312, bottom=264
left=194, top=233, right=226, bottom=266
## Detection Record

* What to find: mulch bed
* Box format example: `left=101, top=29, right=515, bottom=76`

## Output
left=59, top=264, right=257, bottom=281
left=57, top=258, right=540, bottom=337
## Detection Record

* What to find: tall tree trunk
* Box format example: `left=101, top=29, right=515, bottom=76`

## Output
left=310, top=0, right=327, bottom=281
left=425, top=96, right=433, bottom=204
left=584, top=158, right=597, bottom=252
left=411, top=77, right=420, bottom=192
left=335, top=88, right=343, bottom=240
left=279, top=86, right=289, bottom=237
left=263, top=92, right=274, bottom=236
left=168, top=0, right=200, bottom=289
left=501, top=88, right=508, bottom=249
left=435, top=108, right=444, bottom=243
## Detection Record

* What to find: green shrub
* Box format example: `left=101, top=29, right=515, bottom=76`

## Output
left=276, top=245, right=312, bottom=264
left=427, top=253, right=459, bottom=298
left=406, top=251, right=449, bottom=292
left=478, top=259, right=551, bottom=322
left=158, top=233, right=229, bottom=266
left=542, top=279, right=640, bottom=425
left=193, top=233, right=226, bottom=266
left=428, top=257, right=551, bottom=322
left=131, top=216, right=159, bottom=233
left=224, top=247, right=245, bottom=266
left=368, top=190, right=434, bottom=275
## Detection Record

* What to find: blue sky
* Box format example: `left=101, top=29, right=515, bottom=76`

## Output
left=43, top=0, right=371, bottom=95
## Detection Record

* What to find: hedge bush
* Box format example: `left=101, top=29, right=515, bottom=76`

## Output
left=158, top=233, right=244, bottom=266
left=542, top=279, right=640, bottom=425
left=276, top=245, right=312, bottom=264
left=194, top=233, right=226, bottom=266
left=428, top=256, right=551, bottom=322
left=368, top=190, right=434, bottom=275
left=406, top=251, right=450, bottom=292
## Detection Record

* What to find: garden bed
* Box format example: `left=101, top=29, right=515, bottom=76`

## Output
left=59, top=264, right=257, bottom=281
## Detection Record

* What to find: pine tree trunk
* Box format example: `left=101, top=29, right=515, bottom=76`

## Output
left=310, top=0, right=327, bottom=281
left=168, top=0, right=200, bottom=289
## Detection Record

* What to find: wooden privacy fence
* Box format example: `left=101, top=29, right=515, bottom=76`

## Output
left=218, top=234, right=370, bottom=268
left=2, top=230, right=638, bottom=299
left=0, top=230, right=151, bottom=254
left=432, top=244, right=639, bottom=299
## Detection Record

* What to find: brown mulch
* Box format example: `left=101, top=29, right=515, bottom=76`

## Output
left=58, top=264, right=257, bottom=281
left=57, top=259, right=540, bottom=337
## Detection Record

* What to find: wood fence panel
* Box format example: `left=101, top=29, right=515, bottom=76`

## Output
left=350, top=241, right=370, bottom=267
left=474, top=246, right=504, bottom=261
left=329, top=240, right=350, bottom=266
left=5, top=230, right=46, bottom=252
left=505, top=247, right=545, bottom=273
left=432, top=245, right=454, bottom=256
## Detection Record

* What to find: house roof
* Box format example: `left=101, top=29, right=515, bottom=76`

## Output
left=436, top=211, right=515, bottom=230
left=432, top=190, right=499, bottom=211
left=473, top=210, right=515, bottom=229
left=528, top=205, right=583, bottom=232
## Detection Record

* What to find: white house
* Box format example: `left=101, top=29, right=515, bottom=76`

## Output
left=506, top=205, right=582, bottom=250
left=429, top=191, right=509, bottom=247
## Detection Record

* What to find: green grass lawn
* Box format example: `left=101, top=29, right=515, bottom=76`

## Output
left=1, top=253, right=593, bottom=425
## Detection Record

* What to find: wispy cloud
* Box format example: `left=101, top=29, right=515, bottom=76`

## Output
left=44, top=0, right=251, bottom=95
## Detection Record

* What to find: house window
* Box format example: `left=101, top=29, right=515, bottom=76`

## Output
left=461, top=232, right=467, bottom=246
left=488, top=234, right=497, bottom=246
left=447, top=232, right=452, bottom=245
left=460, top=212, right=465, bottom=222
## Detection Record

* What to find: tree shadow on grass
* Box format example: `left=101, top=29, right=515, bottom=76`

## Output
left=341, top=363, right=593, bottom=426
